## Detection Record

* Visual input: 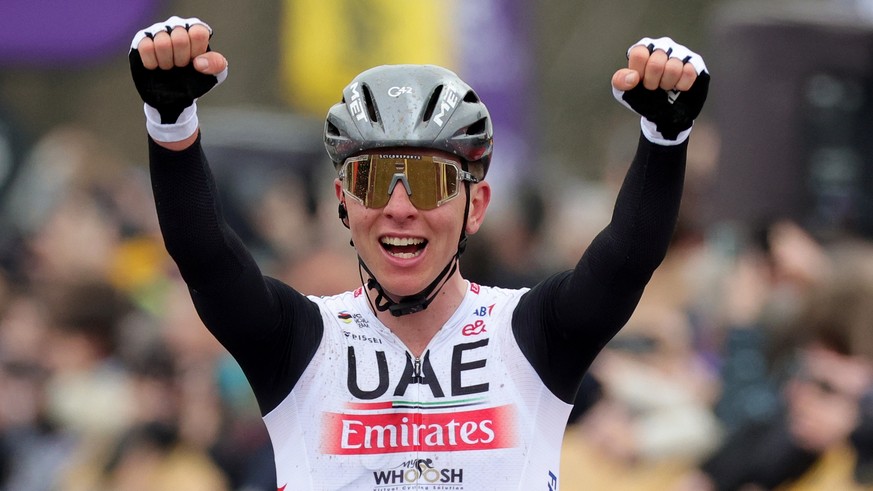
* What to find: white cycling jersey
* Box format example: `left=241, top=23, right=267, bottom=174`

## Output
left=148, top=134, right=687, bottom=491
left=264, top=282, right=570, bottom=490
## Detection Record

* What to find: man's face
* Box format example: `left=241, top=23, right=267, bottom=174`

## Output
left=334, top=148, right=489, bottom=298
left=786, top=344, right=873, bottom=451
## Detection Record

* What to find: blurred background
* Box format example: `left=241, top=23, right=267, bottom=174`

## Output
left=2, top=0, right=873, bottom=490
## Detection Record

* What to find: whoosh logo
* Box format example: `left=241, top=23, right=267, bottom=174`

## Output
left=373, top=458, right=464, bottom=486
left=321, top=405, right=515, bottom=455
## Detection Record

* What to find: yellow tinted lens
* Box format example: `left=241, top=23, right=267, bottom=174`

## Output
left=369, top=158, right=397, bottom=209
left=346, top=158, right=369, bottom=204
left=343, top=157, right=388, bottom=208
left=342, top=155, right=462, bottom=210
left=405, top=160, right=438, bottom=210
left=405, top=157, right=461, bottom=209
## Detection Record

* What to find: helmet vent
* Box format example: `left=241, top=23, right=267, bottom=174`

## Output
left=466, top=117, right=487, bottom=136
left=362, top=84, right=379, bottom=122
left=422, top=84, right=444, bottom=122
left=463, top=90, right=479, bottom=103
left=326, top=120, right=340, bottom=136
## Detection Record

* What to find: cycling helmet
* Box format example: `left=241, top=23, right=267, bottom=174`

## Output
left=324, top=64, right=493, bottom=179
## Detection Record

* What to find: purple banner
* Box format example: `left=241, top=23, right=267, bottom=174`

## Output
left=455, top=0, right=534, bottom=194
left=0, top=0, right=159, bottom=66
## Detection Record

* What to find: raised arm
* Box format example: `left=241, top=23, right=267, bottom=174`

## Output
left=129, top=17, right=323, bottom=415
left=513, top=37, right=710, bottom=403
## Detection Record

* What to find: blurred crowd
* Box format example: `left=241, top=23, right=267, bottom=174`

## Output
left=1, top=118, right=872, bottom=491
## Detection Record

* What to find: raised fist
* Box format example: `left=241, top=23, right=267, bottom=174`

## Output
left=129, top=16, right=227, bottom=133
left=611, top=37, right=709, bottom=144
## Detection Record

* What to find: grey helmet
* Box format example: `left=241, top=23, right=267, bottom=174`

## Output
left=324, top=64, right=493, bottom=179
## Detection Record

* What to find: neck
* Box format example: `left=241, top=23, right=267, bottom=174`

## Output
left=371, top=271, right=468, bottom=357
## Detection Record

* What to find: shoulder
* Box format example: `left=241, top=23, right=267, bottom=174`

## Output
left=465, top=282, right=529, bottom=320
left=306, top=287, right=375, bottom=330
left=307, top=287, right=363, bottom=306
left=469, top=281, right=527, bottom=298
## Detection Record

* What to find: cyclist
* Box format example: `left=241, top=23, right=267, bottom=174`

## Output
left=130, top=16, right=708, bottom=490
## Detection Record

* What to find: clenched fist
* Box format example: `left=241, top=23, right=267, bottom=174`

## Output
left=129, top=16, right=228, bottom=143
left=611, top=37, right=709, bottom=144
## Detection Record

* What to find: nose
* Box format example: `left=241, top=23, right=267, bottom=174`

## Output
left=383, top=179, right=418, bottom=219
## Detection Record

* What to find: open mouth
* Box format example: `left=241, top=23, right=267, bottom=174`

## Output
left=380, top=236, right=427, bottom=259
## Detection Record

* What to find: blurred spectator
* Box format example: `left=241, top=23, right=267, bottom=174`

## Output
left=0, top=278, right=133, bottom=491
left=561, top=296, right=723, bottom=491
left=84, top=421, right=229, bottom=491
left=707, top=221, right=833, bottom=433
left=0, top=358, right=73, bottom=491
left=677, top=240, right=873, bottom=491
left=0, top=124, right=281, bottom=490
left=40, top=279, right=136, bottom=438
left=0, top=292, right=39, bottom=491
left=463, top=183, right=553, bottom=288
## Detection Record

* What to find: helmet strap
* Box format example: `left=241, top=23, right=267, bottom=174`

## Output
left=337, top=201, right=350, bottom=229
left=359, top=253, right=459, bottom=317
left=358, top=177, right=473, bottom=318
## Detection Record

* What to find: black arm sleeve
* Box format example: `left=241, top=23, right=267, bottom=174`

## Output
left=512, top=133, right=686, bottom=403
left=149, top=136, right=323, bottom=415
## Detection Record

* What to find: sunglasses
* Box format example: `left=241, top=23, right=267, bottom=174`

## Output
left=339, top=154, right=479, bottom=210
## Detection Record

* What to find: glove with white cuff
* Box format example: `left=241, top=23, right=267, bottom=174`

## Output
left=129, top=16, right=227, bottom=142
left=613, top=37, right=709, bottom=146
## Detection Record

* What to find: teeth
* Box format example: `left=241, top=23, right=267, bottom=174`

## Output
left=381, top=237, right=424, bottom=246
left=381, top=236, right=425, bottom=258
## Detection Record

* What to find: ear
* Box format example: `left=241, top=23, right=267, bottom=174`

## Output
left=465, top=181, right=491, bottom=235
left=334, top=179, right=350, bottom=229
left=334, top=178, right=343, bottom=201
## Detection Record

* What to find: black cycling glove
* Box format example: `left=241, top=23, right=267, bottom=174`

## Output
left=613, top=37, right=709, bottom=145
left=129, top=16, right=227, bottom=141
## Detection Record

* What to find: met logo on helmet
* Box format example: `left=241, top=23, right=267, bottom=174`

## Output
left=433, top=83, right=460, bottom=127
left=348, top=82, right=368, bottom=122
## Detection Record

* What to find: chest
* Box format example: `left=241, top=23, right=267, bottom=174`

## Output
left=333, top=309, right=497, bottom=403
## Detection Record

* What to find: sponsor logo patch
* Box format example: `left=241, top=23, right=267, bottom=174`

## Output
left=372, top=457, right=465, bottom=488
left=321, top=405, right=515, bottom=455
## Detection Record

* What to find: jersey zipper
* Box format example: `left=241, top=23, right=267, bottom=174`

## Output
left=411, top=352, right=424, bottom=489
left=413, top=356, right=422, bottom=382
